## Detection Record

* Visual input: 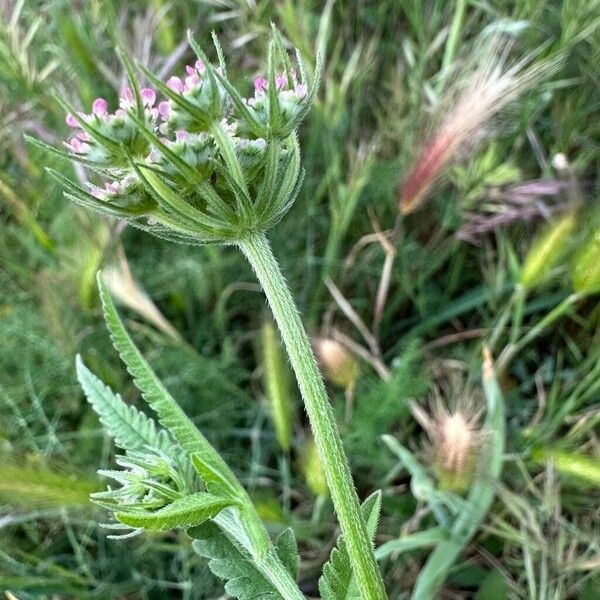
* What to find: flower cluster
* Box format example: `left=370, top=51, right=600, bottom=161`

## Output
left=49, top=30, right=320, bottom=245
left=65, top=87, right=157, bottom=167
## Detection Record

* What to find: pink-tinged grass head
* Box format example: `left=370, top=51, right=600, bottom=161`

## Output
left=399, top=39, right=564, bottom=215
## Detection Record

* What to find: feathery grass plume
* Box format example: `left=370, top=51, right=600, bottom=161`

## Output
left=399, top=38, right=564, bottom=214
left=410, top=378, right=486, bottom=493
left=457, top=177, right=580, bottom=243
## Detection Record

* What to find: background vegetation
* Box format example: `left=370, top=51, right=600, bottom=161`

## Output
left=1, top=0, right=599, bottom=598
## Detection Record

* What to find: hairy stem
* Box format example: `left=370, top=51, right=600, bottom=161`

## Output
left=214, top=511, right=305, bottom=600
left=239, top=232, right=387, bottom=600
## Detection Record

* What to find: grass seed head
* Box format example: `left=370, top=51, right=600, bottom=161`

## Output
left=411, top=381, right=487, bottom=493
left=399, top=38, right=564, bottom=214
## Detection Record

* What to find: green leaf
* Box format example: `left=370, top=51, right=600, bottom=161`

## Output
left=475, top=569, right=509, bottom=600
left=76, top=355, right=172, bottom=453
left=96, top=273, right=241, bottom=495
left=374, top=527, right=449, bottom=561
left=275, top=528, right=299, bottom=581
left=318, top=491, right=382, bottom=600
left=117, top=492, right=237, bottom=531
left=191, top=522, right=282, bottom=599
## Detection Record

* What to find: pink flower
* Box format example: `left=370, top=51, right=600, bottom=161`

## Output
left=254, top=76, right=267, bottom=94
left=185, top=73, right=200, bottom=90
left=294, top=84, right=308, bottom=98
left=167, top=76, right=184, bottom=93
left=158, top=101, right=170, bottom=120
left=275, top=73, right=287, bottom=90
left=141, top=88, right=156, bottom=107
left=92, top=98, right=108, bottom=117
left=119, top=87, right=135, bottom=110
left=148, top=147, right=162, bottom=162
left=66, top=113, right=80, bottom=127
left=65, top=137, right=89, bottom=154
left=175, top=130, right=190, bottom=142
left=123, top=87, right=134, bottom=103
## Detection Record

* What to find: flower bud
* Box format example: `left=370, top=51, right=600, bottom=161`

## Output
left=314, top=338, right=359, bottom=391
left=571, top=228, right=600, bottom=294
left=242, top=67, right=311, bottom=138
left=158, top=59, right=228, bottom=133
left=519, top=213, right=576, bottom=289
left=301, top=437, right=328, bottom=497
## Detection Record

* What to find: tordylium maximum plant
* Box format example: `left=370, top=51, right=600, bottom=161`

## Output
left=34, top=29, right=506, bottom=600
left=34, top=28, right=386, bottom=600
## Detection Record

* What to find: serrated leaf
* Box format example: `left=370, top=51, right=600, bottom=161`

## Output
left=191, top=522, right=282, bottom=599
left=275, top=528, right=299, bottom=581
left=76, top=355, right=172, bottom=453
left=96, top=274, right=241, bottom=495
left=117, top=492, right=237, bottom=531
left=318, top=491, right=382, bottom=600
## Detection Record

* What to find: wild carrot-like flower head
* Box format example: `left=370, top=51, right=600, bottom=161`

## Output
left=35, top=28, right=321, bottom=245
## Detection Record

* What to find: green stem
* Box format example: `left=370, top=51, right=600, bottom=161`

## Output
left=509, top=285, right=527, bottom=346
left=441, top=0, right=466, bottom=76
left=239, top=232, right=387, bottom=600
left=213, top=511, right=305, bottom=600
left=497, top=293, right=583, bottom=372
